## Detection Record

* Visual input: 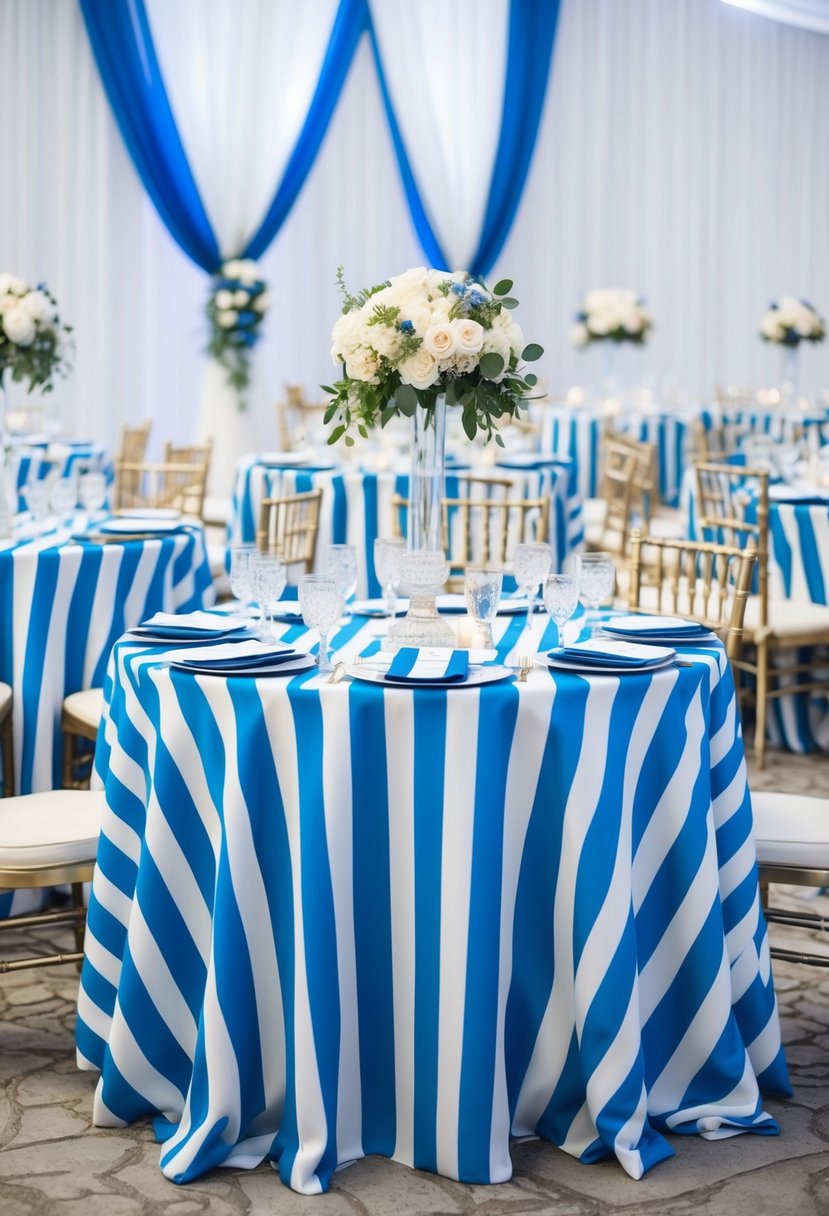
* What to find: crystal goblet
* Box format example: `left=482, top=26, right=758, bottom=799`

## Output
left=464, top=567, right=503, bottom=649
left=514, top=542, right=553, bottom=616
left=543, top=573, right=579, bottom=652
left=229, top=546, right=255, bottom=618
left=577, top=552, right=616, bottom=637
left=298, top=574, right=344, bottom=672
left=374, top=537, right=405, bottom=617
left=248, top=552, right=287, bottom=640
left=326, top=544, right=358, bottom=618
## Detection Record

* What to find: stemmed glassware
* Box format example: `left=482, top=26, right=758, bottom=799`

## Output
left=229, top=546, right=255, bottom=618
left=299, top=575, right=344, bottom=672
left=577, top=552, right=616, bottom=637
left=464, top=568, right=503, bottom=649
left=78, top=471, right=107, bottom=523
left=248, top=552, right=287, bottom=640
left=50, top=477, right=77, bottom=528
left=374, top=537, right=405, bottom=617
left=543, top=573, right=579, bottom=652
left=513, top=542, right=553, bottom=616
left=326, top=544, right=358, bottom=619
left=22, top=480, right=50, bottom=527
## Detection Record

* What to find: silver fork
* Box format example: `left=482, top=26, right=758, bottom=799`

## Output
left=517, top=655, right=533, bottom=682
left=326, top=662, right=347, bottom=684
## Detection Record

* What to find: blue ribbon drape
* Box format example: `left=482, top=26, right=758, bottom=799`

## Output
left=79, top=0, right=367, bottom=271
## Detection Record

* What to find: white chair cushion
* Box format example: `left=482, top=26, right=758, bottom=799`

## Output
left=743, top=596, right=829, bottom=641
left=0, top=681, right=11, bottom=720
left=583, top=498, right=606, bottom=528
left=0, top=789, right=105, bottom=868
left=645, top=511, right=685, bottom=539
left=63, top=688, right=104, bottom=731
left=752, top=791, right=829, bottom=868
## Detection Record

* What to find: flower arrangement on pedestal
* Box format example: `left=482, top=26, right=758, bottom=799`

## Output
left=569, top=288, right=652, bottom=347
left=0, top=274, right=72, bottom=391
left=323, top=266, right=543, bottom=448
left=206, top=258, right=269, bottom=406
left=759, top=297, right=825, bottom=347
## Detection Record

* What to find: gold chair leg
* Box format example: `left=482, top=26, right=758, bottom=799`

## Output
left=62, top=726, right=76, bottom=790
left=755, top=641, right=768, bottom=772
left=71, top=882, right=86, bottom=971
left=1, top=718, right=13, bottom=798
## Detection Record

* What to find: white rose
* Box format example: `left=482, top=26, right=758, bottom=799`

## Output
left=217, top=309, right=238, bottom=328
left=505, top=319, right=525, bottom=357
left=760, top=313, right=784, bottom=341
left=453, top=318, right=484, bottom=354
left=3, top=307, right=36, bottom=345
left=369, top=324, right=402, bottom=361
left=423, top=322, right=456, bottom=359
left=620, top=309, right=643, bottom=335
left=20, top=290, right=55, bottom=323
left=221, top=259, right=245, bottom=278
left=345, top=347, right=380, bottom=382
left=0, top=274, right=28, bottom=297
left=588, top=310, right=614, bottom=336
left=399, top=347, right=439, bottom=390
left=236, top=261, right=260, bottom=286
left=570, top=322, right=590, bottom=347
left=214, top=289, right=234, bottom=310
left=233, top=289, right=249, bottom=307
left=331, top=310, right=364, bottom=361
left=0, top=293, right=18, bottom=315
left=253, top=292, right=270, bottom=313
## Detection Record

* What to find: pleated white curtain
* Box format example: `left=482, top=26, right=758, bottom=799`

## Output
left=368, top=0, right=509, bottom=270
left=1, top=0, right=829, bottom=454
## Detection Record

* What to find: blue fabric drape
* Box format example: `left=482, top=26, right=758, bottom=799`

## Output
left=370, top=0, right=561, bottom=277
left=79, top=0, right=366, bottom=270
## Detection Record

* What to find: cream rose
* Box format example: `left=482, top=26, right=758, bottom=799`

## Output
left=214, top=289, right=234, bottom=310
left=253, top=292, right=270, bottom=313
left=217, top=309, right=238, bottom=329
left=399, top=347, right=439, bottom=390
left=345, top=348, right=380, bottom=383
left=233, top=289, right=249, bottom=307
left=423, top=323, right=456, bottom=359
left=760, top=313, right=784, bottom=341
left=453, top=318, right=484, bottom=355
left=3, top=307, right=36, bottom=345
left=20, top=290, right=55, bottom=323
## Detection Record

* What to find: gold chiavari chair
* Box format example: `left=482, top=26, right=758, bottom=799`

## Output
left=627, top=529, right=757, bottom=664
left=114, top=459, right=210, bottom=518
left=695, top=460, right=829, bottom=769
left=585, top=441, right=638, bottom=557
left=0, top=789, right=104, bottom=973
left=1, top=682, right=13, bottom=797
left=390, top=491, right=549, bottom=589
left=275, top=385, right=330, bottom=451
left=257, top=489, right=323, bottom=575
left=117, top=420, right=152, bottom=464
left=605, top=429, right=659, bottom=520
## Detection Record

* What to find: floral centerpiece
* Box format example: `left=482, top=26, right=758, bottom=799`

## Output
left=324, top=266, right=543, bottom=648
left=759, top=297, right=825, bottom=346
left=0, top=274, right=72, bottom=392
left=569, top=288, right=651, bottom=347
left=206, top=258, right=269, bottom=406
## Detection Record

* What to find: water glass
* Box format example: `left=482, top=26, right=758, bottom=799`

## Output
left=543, top=573, right=579, bottom=651
left=298, top=575, right=344, bottom=672
left=22, top=479, right=50, bottom=524
left=50, top=477, right=77, bottom=527
left=248, top=552, right=287, bottom=640
left=79, top=471, right=107, bottom=516
left=326, top=544, right=358, bottom=612
left=513, top=542, right=553, bottom=615
left=464, top=568, right=503, bottom=649
left=577, top=552, right=616, bottom=636
left=374, top=537, right=405, bottom=616
left=229, top=546, right=255, bottom=616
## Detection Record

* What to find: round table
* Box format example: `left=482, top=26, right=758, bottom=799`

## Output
left=228, top=456, right=584, bottom=594
left=76, top=610, right=789, bottom=1194
left=13, top=438, right=111, bottom=512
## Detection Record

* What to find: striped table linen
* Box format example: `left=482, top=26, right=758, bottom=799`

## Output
left=76, top=610, right=789, bottom=1194
left=537, top=407, right=689, bottom=506
left=14, top=440, right=110, bottom=511
left=228, top=457, right=583, bottom=594
left=699, top=406, right=829, bottom=449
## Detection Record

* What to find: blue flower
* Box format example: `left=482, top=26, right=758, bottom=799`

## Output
left=468, top=290, right=485, bottom=307
left=237, top=310, right=257, bottom=326
left=450, top=282, right=467, bottom=296
left=398, top=319, right=415, bottom=333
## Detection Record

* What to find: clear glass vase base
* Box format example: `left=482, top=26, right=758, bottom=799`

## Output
left=385, top=591, right=455, bottom=652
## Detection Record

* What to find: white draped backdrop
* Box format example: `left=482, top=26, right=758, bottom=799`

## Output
left=2, top=0, right=829, bottom=458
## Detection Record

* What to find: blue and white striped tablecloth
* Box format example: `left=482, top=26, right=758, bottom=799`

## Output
left=14, top=440, right=110, bottom=511
left=537, top=407, right=689, bottom=506
left=228, top=458, right=584, bottom=594
left=699, top=406, right=829, bottom=448
left=77, top=611, right=789, bottom=1194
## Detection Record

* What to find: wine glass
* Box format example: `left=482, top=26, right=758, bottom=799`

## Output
left=374, top=537, right=405, bottom=617
left=229, top=546, right=255, bottom=617
left=22, top=479, right=50, bottom=526
left=79, top=471, right=107, bottom=520
left=298, top=575, right=344, bottom=672
left=248, top=552, right=287, bottom=640
left=577, top=552, right=616, bottom=637
left=513, top=542, right=553, bottom=616
left=543, top=573, right=579, bottom=652
left=464, top=568, right=503, bottom=649
left=326, top=544, right=358, bottom=616
left=50, top=477, right=77, bottom=528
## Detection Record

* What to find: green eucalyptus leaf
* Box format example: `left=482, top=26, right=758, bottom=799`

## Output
left=344, top=434, right=355, bottom=447
left=493, top=278, right=513, bottom=296
left=495, top=432, right=505, bottom=448
left=380, top=405, right=397, bottom=427
left=522, top=343, right=544, bottom=361
left=323, top=403, right=338, bottom=424
left=479, top=352, right=505, bottom=379
left=462, top=410, right=478, bottom=441
left=500, top=297, right=519, bottom=310
left=395, top=383, right=418, bottom=416
left=328, top=425, right=346, bottom=445
left=524, top=372, right=538, bottom=386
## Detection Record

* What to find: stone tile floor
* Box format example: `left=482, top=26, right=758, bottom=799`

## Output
left=0, top=748, right=827, bottom=1215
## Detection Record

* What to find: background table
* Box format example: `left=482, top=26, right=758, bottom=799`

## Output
left=228, top=456, right=584, bottom=593
left=77, top=610, right=789, bottom=1195
left=13, top=439, right=110, bottom=512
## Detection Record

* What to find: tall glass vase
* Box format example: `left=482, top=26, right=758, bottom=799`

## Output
left=600, top=341, right=623, bottom=412
left=0, top=368, right=15, bottom=539
left=387, top=393, right=454, bottom=650
left=780, top=345, right=799, bottom=408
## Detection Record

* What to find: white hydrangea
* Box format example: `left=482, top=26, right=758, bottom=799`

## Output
left=574, top=287, right=650, bottom=345
left=760, top=296, right=825, bottom=345
left=20, top=290, right=56, bottom=324
left=399, top=347, right=439, bottom=390
left=3, top=307, right=36, bottom=345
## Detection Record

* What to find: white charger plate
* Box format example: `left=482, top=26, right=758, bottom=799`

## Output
left=170, top=653, right=316, bottom=677
left=541, top=654, right=677, bottom=676
left=116, top=507, right=181, bottom=520
left=601, top=630, right=717, bottom=645
left=347, top=663, right=512, bottom=689
left=100, top=518, right=183, bottom=534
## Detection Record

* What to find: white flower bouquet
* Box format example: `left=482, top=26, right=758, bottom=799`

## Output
left=0, top=273, right=72, bottom=392
left=324, top=266, right=543, bottom=446
left=206, top=258, right=269, bottom=404
left=760, top=296, right=825, bottom=347
left=570, top=288, right=651, bottom=347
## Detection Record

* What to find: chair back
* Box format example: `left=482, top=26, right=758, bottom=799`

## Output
left=114, top=459, right=210, bottom=518
left=693, top=460, right=769, bottom=628
left=595, top=441, right=638, bottom=554
left=628, top=529, right=757, bottom=661
left=275, top=385, right=330, bottom=450
left=257, top=489, right=322, bottom=575
left=605, top=429, right=658, bottom=517
left=118, top=420, right=152, bottom=464
left=390, top=491, right=548, bottom=585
